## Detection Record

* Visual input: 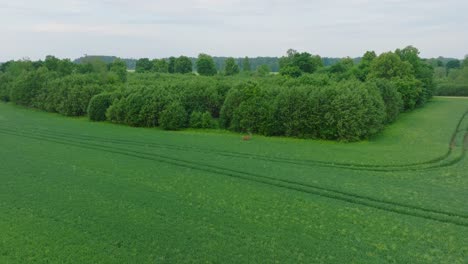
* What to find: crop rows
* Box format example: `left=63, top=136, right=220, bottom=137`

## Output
left=1, top=108, right=467, bottom=172
left=0, top=125, right=467, bottom=227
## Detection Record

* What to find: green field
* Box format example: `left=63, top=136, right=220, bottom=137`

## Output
left=0, top=97, right=467, bottom=263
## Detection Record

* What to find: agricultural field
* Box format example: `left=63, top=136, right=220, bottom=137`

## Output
left=0, top=97, right=467, bottom=263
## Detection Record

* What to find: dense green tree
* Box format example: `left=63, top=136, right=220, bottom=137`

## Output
left=280, top=65, right=302, bottom=78
left=224, top=57, right=240, bottom=76
left=168, top=57, right=176, bottom=73
left=152, top=59, right=169, bottom=73
left=109, top=59, right=127, bottom=82
left=463, top=56, right=468, bottom=68
left=355, top=51, right=376, bottom=81
left=196, top=54, right=217, bottom=76
left=135, top=58, right=152, bottom=73
left=446, top=59, right=460, bottom=72
left=174, top=56, right=193, bottom=74
left=88, top=92, right=120, bottom=121
left=371, top=79, right=402, bottom=123
left=44, top=55, right=60, bottom=71
left=368, top=52, right=413, bottom=79
left=279, top=51, right=322, bottom=75
left=242, top=57, right=251, bottom=72
left=159, top=102, right=187, bottom=130
left=256, top=65, right=270, bottom=76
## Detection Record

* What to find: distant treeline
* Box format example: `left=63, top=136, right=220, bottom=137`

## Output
left=428, top=56, right=468, bottom=96
left=1, top=46, right=437, bottom=141
left=73, top=55, right=360, bottom=72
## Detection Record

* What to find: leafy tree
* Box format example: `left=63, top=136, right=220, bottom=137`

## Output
left=201, top=111, right=215, bottom=128
left=88, top=92, right=120, bottom=121
left=356, top=51, right=376, bottom=81
left=280, top=65, right=302, bottom=78
left=392, top=77, right=423, bottom=111
left=168, top=57, right=176, bottom=73
left=159, top=102, right=187, bottom=130
left=152, top=59, right=169, bottom=73
left=256, top=65, right=270, bottom=76
left=175, top=56, right=193, bottom=74
left=135, top=58, right=152, bottom=73
left=189, top=111, right=203, bottom=128
left=196, top=54, right=217, bottom=76
left=279, top=51, right=322, bottom=75
left=371, top=79, right=402, bottom=123
left=463, top=55, right=468, bottom=68
left=242, top=57, right=251, bottom=72
left=368, top=52, right=413, bottom=79
left=44, top=55, right=60, bottom=72
left=224, top=57, right=239, bottom=76
left=109, top=59, right=127, bottom=82
left=446, top=59, right=460, bottom=72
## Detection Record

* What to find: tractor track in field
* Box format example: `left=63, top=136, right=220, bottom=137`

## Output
left=1, top=127, right=467, bottom=227
left=0, top=109, right=467, bottom=172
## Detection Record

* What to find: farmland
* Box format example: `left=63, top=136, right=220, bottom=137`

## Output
left=0, top=97, right=467, bottom=263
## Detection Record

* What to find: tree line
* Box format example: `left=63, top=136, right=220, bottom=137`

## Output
left=0, top=46, right=435, bottom=141
left=429, top=56, right=468, bottom=96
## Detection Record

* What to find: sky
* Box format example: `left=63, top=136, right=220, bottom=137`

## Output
left=0, top=0, right=467, bottom=61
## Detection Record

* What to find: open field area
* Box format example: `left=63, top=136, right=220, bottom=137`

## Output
left=1, top=97, right=468, bottom=263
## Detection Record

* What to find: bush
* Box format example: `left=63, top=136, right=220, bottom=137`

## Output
left=189, top=111, right=203, bottom=128
left=159, top=102, right=187, bottom=130
left=435, top=83, right=468, bottom=96
left=372, top=79, right=402, bottom=123
left=106, top=99, right=126, bottom=123
left=280, top=65, right=302, bottom=78
left=88, top=92, right=120, bottom=121
left=201, top=111, right=215, bottom=129
left=392, top=77, right=423, bottom=111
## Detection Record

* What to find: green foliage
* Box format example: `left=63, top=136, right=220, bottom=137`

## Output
left=88, top=92, right=120, bottom=121
left=109, top=59, right=127, bottom=82
left=2, top=46, right=436, bottom=140
left=446, top=59, right=460, bottom=72
left=175, top=56, right=193, bottom=74
left=159, top=101, right=188, bottom=130
left=356, top=51, right=377, bottom=81
left=256, top=65, right=270, bottom=76
left=224, top=57, right=240, bottom=76
left=189, top=111, right=215, bottom=128
left=435, top=83, right=468, bottom=96
left=279, top=50, right=323, bottom=76
left=152, top=59, right=169, bottom=73
left=368, top=52, right=413, bottom=79
left=392, top=77, right=423, bottom=111
left=372, top=79, right=403, bottom=123
left=168, top=57, right=176, bottom=73
left=135, top=58, right=153, bottom=73
left=242, top=57, right=251, bottom=72
left=280, top=65, right=302, bottom=78
left=196, top=54, right=217, bottom=76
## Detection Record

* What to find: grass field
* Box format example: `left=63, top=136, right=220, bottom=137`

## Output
left=0, top=97, right=467, bottom=263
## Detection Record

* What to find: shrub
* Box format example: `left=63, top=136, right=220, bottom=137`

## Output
left=280, top=65, right=302, bottom=78
left=372, top=79, right=403, bottom=123
left=189, top=111, right=203, bottom=128
left=88, top=92, right=120, bottom=121
left=392, top=77, right=423, bottom=111
left=201, top=111, right=215, bottom=129
left=159, top=102, right=187, bottom=130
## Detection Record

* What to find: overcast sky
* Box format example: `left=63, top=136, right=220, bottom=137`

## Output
left=0, top=0, right=467, bottom=61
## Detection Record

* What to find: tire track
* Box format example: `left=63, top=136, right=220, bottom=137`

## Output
left=1, top=128, right=467, bottom=227
left=1, top=123, right=467, bottom=172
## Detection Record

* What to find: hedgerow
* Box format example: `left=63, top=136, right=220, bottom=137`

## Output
left=0, top=46, right=434, bottom=141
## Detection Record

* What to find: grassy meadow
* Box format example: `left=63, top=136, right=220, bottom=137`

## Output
left=0, top=97, right=467, bottom=263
